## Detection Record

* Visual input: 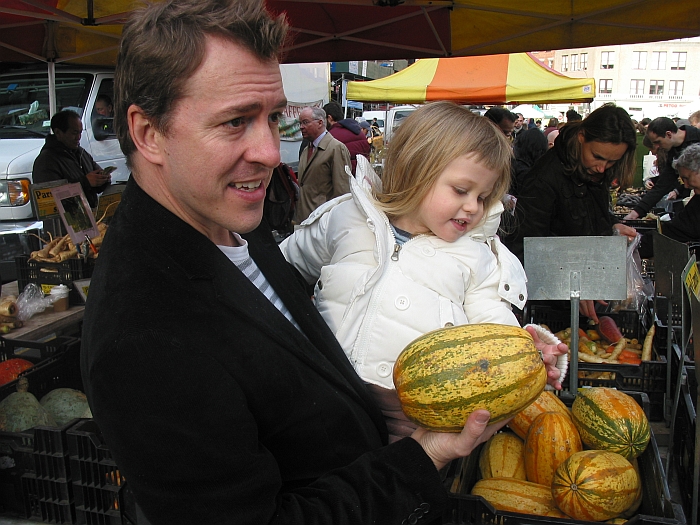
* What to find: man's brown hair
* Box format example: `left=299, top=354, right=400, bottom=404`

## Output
left=114, top=0, right=288, bottom=162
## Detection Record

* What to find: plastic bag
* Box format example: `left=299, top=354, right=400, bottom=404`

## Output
left=611, top=234, right=654, bottom=314
left=16, top=283, right=52, bottom=322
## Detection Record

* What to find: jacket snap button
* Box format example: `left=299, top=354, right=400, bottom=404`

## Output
left=421, top=246, right=435, bottom=256
left=395, top=296, right=410, bottom=310
left=444, top=322, right=454, bottom=327
left=519, top=294, right=524, bottom=301
left=504, top=284, right=510, bottom=291
left=377, top=362, right=392, bottom=377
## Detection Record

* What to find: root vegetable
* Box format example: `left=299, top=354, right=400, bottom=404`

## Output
left=641, top=325, right=655, bottom=361
left=608, top=338, right=627, bottom=361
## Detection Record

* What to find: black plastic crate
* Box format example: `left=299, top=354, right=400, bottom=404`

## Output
left=527, top=304, right=642, bottom=340
left=443, top=392, right=686, bottom=525
left=672, top=381, right=696, bottom=519
left=15, top=255, right=94, bottom=306
left=67, top=420, right=119, bottom=474
left=0, top=429, right=36, bottom=517
left=0, top=336, right=81, bottom=404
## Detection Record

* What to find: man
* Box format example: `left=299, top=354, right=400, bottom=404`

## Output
left=32, top=109, right=111, bottom=208
left=624, top=117, right=700, bottom=219
left=690, top=110, right=700, bottom=128
left=566, top=109, right=582, bottom=122
left=295, top=106, right=351, bottom=222
left=94, top=94, right=114, bottom=117
left=80, top=1, right=514, bottom=523
left=511, top=112, right=525, bottom=141
left=323, top=101, right=370, bottom=175
left=484, top=107, right=516, bottom=138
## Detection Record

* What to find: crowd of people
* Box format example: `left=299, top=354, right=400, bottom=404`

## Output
left=69, top=0, right=699, bottom=523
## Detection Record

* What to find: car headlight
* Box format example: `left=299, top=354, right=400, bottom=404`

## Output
left=0, top=180, right=31, bottom=207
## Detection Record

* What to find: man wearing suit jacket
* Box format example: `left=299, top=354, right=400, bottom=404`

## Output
left=295, top=106, right=351, bottom=222
left=80, top=1, right=514, bottom=524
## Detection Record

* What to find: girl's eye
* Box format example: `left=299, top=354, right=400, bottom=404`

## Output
left=454, top=187, right=467, bottom=195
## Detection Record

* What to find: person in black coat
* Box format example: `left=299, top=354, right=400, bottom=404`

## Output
left=80, top=1, right=531, bottom=523
left=503, top=103, right=638, bottom=321
left=510, top=128, right=548, bottom=196
left=32, top=110, right=111, bottom=207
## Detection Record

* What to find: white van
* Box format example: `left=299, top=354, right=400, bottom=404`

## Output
left=0, top=65, right=128, bottom=280
left=383, top=105, right=418, bottom=145
left=361, top=111, right=386, bottom=135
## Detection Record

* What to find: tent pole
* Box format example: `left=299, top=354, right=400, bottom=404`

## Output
left=48, top=61, right=56, bottom=117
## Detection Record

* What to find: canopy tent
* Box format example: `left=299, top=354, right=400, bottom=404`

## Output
left=346, top=53, right=595, bottom=105
left=0, top=0, right=699, bottom=66
left=511, top=104, right=559, bottom=120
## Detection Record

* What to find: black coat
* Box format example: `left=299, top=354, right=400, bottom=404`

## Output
left=32, top=135, right=109, bottom=208
left=81, top=178, right=447, bottom=524
left=504, top=126, right=616, bottom=262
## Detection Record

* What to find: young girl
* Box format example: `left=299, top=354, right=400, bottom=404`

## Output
left=281, top=102, right=567, bottom=440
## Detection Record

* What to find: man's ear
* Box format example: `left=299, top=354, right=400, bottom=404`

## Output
left=127, top=105, right=165, bottom=166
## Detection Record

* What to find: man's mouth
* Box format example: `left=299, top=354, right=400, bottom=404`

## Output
left=232, top=181, right=263, bottom=191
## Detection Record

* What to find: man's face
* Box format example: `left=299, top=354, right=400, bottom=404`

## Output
left=497, top=118, right=515, bottom=137
left=514, top=115, right=524, bottom=130
left=647, top=130, right=674, bottom=152
left=145, top=36, right=286, bottom=243
left=54, top=117, right=82, bottom=150
left=95, top=101, right=113, bottom=117
left=299, top=109, right=325, bottom=141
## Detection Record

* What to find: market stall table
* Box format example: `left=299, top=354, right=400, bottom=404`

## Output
left=0, top=281, right=84, bottom=342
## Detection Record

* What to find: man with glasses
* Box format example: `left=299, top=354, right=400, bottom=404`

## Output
left=296, top=106, right=351, bottom=222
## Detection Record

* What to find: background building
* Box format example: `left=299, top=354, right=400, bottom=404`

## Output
left=532, top=38, right=700, bottom=121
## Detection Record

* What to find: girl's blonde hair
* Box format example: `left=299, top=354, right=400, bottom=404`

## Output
left=375, top=101, right=512, bottom=221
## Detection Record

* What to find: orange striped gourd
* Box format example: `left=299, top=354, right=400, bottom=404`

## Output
left=393, top=324, right=546, bottom=432
left=552, top=450, right=639, bottom=521
left=571, top=388, right=650, bottom=460
left=509, top=390, right=571, bottom=440
left=524, top=411, right=582, bottom=486
left=479, top=432, right=526, bottom=480
left=471, top=478, right=567, bottom=518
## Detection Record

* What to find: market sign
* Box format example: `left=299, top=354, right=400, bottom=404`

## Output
left=30, top=181, right=65, bottom=219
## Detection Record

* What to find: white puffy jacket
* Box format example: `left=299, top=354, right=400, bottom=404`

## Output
left=280, top=157, right=528, bottom=389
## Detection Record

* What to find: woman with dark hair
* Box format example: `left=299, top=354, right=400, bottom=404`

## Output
left=543, top=117, right=559, bottom=138
left=503, top=103, right=638, bottom=321
left=510, top=128, right=548, bottom=196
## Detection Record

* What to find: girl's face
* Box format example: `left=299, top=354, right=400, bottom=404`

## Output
left=393, top=154, right=500, bottom=243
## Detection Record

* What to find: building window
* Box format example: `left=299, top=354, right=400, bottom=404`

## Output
left=571, top=54, right=579, bottom=71
left=651, top=51, right=666, bottom=70
left=600, top=79, right=613, bottom=94
left=561, top=55, right=568, bottom=71
left=649, top=80, right=664, bottom=95
left=669, top=80, right=684, bottom=96
left=601, top=51, right=615, bottom=69
left=548, top=58, right=554, bottom=69
left=630, top=79, right=645, bottom=95
left=632, top=51, right=647, bottom=69
left=580, top=53, right=588, bottom=70
left=670, top=52, right=687, bottom=70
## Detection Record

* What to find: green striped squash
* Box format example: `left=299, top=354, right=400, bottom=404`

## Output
left=524, top=411, right=582, bottom=486
left=393, top=324, right=546, bottom=432
left=571, top=388, right=650, bottom=460
left=471, top=477, right=567, bottom=518
left=552, top=450, right=639, bottom=521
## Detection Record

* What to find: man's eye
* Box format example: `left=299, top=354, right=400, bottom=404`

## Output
left=227, top=117, right=245, bottom=128
left=270, top=112, right=283, bottom=124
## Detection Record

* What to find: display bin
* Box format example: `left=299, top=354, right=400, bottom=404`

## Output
left=0, top=339, right=82, bottom=521
left=67, top=420, right=139, bottom=525
left=442, top=392, right=686, bottom=525
left=526, top=303, right=644, bottom=340
left=672, top=378, right=696, bottom=518
left=15, top=255, right=94, bottom=306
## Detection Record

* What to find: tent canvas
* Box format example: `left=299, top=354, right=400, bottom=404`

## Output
left=346, top=53, right=595, bottom=105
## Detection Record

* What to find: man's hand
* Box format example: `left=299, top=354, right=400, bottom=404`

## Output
left=525, top=325, right=567, bottom=391
left=622, top=210, right=640, bottom=220
left=412, top=410, right=508, bottom=471
left=613, top=223, right=637, bottom=240
left=87, top=169, right=111, bottom=187
left=666, top=190, right=678, bottom=200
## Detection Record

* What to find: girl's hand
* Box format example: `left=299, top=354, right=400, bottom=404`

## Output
left=412, top=410, right=509, bottom=471
left=525, top=325, right=568, bottom=391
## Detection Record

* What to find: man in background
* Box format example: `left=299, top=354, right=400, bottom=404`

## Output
left=323, top=101, right=370, bottom=175
left=484, top=107, right=516, bottom=138
left=32, top=109, right=111, bottom=208
left=625, top=117, right=700, bottom=220
left=295, top=106, right=351, bottom=222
